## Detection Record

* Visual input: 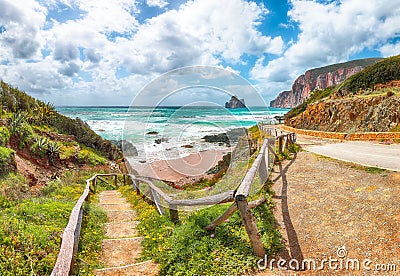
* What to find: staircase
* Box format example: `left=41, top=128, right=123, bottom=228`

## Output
left=94, top=190, right=158, bottom=276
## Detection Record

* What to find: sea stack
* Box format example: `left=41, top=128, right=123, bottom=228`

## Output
left=225, top=96, right=246, bottom=108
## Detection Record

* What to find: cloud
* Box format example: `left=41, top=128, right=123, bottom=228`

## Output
left=117, top=0, right=283, bottom=76
left=58, top=61, right=80, bottom=76
left=53, top=42, right=79, bottom=62
left=146, top=0, right=168, bottom=8
left=380, top=42, right=400, bottom=57
left=251, top=0, right=400, bottom=85
left=0, top=0, right=46, bottom=60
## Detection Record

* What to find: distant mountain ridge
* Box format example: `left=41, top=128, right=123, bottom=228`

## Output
left=270, top=58, right=382, bottom=108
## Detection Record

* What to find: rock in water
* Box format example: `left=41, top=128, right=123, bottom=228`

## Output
left=111, top=140, right=138, bottom=157
left=225, top=96, right=246, bottom=108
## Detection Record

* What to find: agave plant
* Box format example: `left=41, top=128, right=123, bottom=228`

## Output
left=9, top=113, right=25, bottom=135
left=47, top=141, right=61, bottom=164
left=32, top=101, right=56, bottom=125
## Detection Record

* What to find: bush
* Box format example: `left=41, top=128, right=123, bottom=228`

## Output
left=0, top=127, right=10, bottom=146
left=30, top=136, right=48, bottom=158
left=78, top=148, right=107, bottom=165
left=0, top=147, right=16, bottom=175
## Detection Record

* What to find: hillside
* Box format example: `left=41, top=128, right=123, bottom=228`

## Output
left=0, top=81, right=124, bottom=274
left=285, top=55, right=400, bottom=133
left=270, top=58, right=382, bottom=108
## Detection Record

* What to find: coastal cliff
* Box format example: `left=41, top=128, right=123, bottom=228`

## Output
left=270, top=58, right=382, bottom=108
left=225, top=96, right=246, bottom=108
left=285, top=55, right=400, bottom=133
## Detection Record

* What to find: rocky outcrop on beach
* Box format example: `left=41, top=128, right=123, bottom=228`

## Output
left=225, top=96, right=246, bottom=108
left=111, top=140, right=138, bottom=156
left=270, top=58, right=382, bottom=108
left=203, top=128, right=248, bottom=146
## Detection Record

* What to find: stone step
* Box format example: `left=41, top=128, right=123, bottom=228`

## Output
left=106, top=210, right=136, bottom=223
left=94, top=260, right=159, bottom=276
left=100, top=237, right=143, bottom=267
left=99, top=198, right=128, bottom=204
left=99, top=203, right=132, bottom=211
left=105, top=221, right=139, bottom=238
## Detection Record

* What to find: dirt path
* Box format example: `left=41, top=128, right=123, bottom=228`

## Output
left=94, top=190, right=158, bottom=276
left=258, top=151, right=400, bottom=275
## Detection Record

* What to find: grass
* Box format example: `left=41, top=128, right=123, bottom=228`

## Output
left=78, top=147, right=108, bottom=165
left=119, top=183, right=283, bottom=276
left=0, top=169, right=111, bottom=275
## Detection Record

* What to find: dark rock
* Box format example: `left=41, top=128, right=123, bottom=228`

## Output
left=225, top=96, right=246, bottom=108
left=182, top=144, right=194, bottom=148
left=155, top=137, right=168, bottom=144
left=111, top=140, right=138, bottom=157
left=147, top=131, right=158, bottom=135
left=203, top=128, right=247, bottom=146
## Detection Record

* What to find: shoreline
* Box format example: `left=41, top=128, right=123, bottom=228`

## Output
left=128, top=148, right=231, bottom=183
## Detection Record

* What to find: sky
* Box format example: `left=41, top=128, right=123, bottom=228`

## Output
left=0, top=0, right=399, bottom=106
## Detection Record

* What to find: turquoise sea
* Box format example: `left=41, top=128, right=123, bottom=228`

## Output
left=57, top=106, right=290, bottom=162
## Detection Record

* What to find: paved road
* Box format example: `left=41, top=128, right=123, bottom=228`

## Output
left=300, top=139, right=400, bottom=171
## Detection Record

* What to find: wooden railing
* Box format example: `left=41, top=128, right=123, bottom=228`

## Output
left=51, top=173, right=119, bottom=276
left=51, top=127, right=296, bottom=274
left=127, top=126, right=296, bottom=257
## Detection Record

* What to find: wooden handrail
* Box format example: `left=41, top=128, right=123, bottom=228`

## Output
left=51, top=173, right=118, bottom=276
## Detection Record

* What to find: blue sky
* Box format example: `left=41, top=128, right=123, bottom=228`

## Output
left=0, top=0, right=399, bottom=106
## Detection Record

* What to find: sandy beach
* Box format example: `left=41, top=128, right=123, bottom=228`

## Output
left=130, top=148, right=231, bottom=183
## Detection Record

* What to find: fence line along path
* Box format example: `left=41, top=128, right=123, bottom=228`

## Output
left=94, top=189, right=158, bottom=276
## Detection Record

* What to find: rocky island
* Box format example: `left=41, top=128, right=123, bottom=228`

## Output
left=225, top=96, right=246, bottom=108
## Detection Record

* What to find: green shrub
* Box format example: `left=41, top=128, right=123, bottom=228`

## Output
left=46, top=141, right=61, bottom=164
left=78, top=148, right=107, bottom=165
left=0, top=127, right=10, bottom=146
left=0, top=173, right=29, bottom=203
left=0, top=147, right=15, bottom=175
left=339, top=55, right=400, bottom=95
left=30, top=136, right=48, bottom=158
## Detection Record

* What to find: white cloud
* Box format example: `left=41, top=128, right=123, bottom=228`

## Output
left=380, top=42, right=400, bottom=57
left=146, top=0, right=168, bottom=8
left=0, top=0, right=47, bottom=59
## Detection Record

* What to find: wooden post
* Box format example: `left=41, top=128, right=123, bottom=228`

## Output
left=258, top=151, right=268, bottom=185
left=236, top=196, right=265, bottom=257
left=132, top=178, right=140, bottom=195
left=278, top=137, right=283, bottom=154
left=282, top=136, right=288, bottom=152
left=114, top=174, right=117, bottom=187
left=169, top=204, right=179, bottom=222
left=92, top=178, right=96, bottom=193
left=123, top=174, right=126, bottom=185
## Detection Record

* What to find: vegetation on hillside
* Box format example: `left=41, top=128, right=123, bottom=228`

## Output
left=338, top=55, right=400, bottom=96
left=0, top=81, right=120, bottom=160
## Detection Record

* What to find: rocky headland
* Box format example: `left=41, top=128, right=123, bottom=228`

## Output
left=270, top=58, right=382, bottom=108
